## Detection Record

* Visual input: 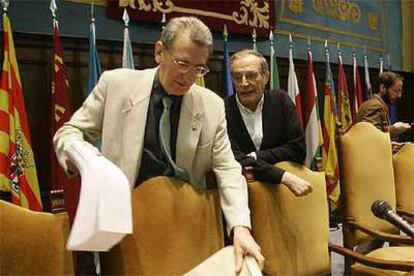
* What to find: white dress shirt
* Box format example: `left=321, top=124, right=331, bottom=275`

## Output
left=236, top=94, right=264, bottom=151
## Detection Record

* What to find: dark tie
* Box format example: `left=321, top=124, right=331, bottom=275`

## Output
left=159, top=97, right=193, bottom=184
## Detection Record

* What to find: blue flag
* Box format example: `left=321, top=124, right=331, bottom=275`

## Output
left=87, top=19, right=101, bottom=94
left=223, top=26, right=233, bottom=97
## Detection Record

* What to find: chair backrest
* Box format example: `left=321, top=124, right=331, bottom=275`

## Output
left=0, top=200, right=74, bottom=275
left=100, top=176, right=224, bottom=275
left=393, top=143, right=414, bottom=215
left=248, top=162, right=330, bottom=276
left=338, top=122, right=397, bottom=245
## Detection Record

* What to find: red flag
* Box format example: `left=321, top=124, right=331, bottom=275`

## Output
left=352, top=52, right=364, bottom=120
left=50, top=20, right=79, bottom=221
left=0, top=14, right=42, bottom=211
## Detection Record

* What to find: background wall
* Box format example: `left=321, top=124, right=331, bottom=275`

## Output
left=4, top=0, right=407, bottom=70
left=402, top=0, right=414, bottom=72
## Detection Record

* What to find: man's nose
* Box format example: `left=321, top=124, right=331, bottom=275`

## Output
left=240, top=75, right=249, bottom=86
left=183, top=69, right=197, bottom=82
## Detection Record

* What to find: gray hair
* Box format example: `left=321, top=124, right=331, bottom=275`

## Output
left=160, top=16, right=212, bottom=51
left=230, top=49, right=269, bottom=73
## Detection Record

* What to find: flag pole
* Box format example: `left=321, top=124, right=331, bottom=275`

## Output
left=161, top=12, right=166, bottom=31
left=387, top=52, right=391, bottom=71
left=122, top=8, right=135, bottom=69
left=252, top=28, right=257, bottom=51
left=223, top=24, right=233, bottom=97
left=1, top=0, right=9, bottom=12
left=269, top=29, right=273, bottom=89
left=50, top=0, right=58, bottom=28
left=91, top=1, right=95, bottom=22
left=379, top=55, right=383, bottom=74
left=123, top=8, right=129, bottom=27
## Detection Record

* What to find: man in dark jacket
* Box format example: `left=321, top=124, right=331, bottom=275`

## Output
left=225, top=49, right=312, bottom=196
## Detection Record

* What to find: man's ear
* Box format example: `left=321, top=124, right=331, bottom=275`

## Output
left=379, top=83, right=386, bottom=95
left=154, top=41, right=164, bottom=64
left=263, top=70, right=270, bottom=85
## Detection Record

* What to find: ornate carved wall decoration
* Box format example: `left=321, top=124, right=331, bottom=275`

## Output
left=312, top=0, right=361, bottom=23
left=278, top=0, right=386, bottom=53
left=107, top=0, right=275, bottom=38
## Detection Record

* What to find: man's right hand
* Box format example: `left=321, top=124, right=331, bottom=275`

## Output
left=392, top=122, right=411, bottom=134
left=281, top=171, right=313, bottom=196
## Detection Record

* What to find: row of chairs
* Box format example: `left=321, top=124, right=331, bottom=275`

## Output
left=337, top=122, right=414, bottom=275
left=1, top=122, right=413, bottom=275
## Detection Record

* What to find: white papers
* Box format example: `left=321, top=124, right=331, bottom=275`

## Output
left=65, top=140, right=132, bottom=251
left=185, top=246, right=263, bottom=276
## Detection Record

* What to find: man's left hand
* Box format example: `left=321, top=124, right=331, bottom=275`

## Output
left=232, top=226, right=265, bottom=274
left=391, top=141, right=405, bottom=154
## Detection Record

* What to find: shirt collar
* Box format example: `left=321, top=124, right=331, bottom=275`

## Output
left=235, top=93, right=264, bottom=114
left=374, top=94, right=387, bottom=106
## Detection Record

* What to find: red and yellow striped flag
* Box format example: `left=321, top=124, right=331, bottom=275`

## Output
left=337, top=55, right=353, bottom=132
left=322, top=52, right=340, bottom=207
left=0, top=13, right=42, bottom=211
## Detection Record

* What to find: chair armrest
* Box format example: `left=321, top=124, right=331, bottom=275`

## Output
left=397, top=209, right=414, bottom=225
left=396, top=209, right=414, bottom=219
left=350, top=222, right=414, bottom=245
left=329, top=243, right=414, bottom=272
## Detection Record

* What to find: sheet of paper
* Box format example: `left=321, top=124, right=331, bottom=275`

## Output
left=185, top=246, right=263, bottom=276
left=65, top=140, right=133, bottom=251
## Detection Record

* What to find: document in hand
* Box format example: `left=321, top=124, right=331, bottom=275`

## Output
left=65, top=140, right=133, bottom=251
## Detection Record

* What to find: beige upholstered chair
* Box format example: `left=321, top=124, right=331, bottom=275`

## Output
left=0, top=200, right=74, bottom=275
left=393, top=143, right=414, bottom=223
left=248, top=162, right=330, bottom=275
left=248, top=161, right=414, bottom=276
left=100, top=176, right=224, bottom=275
left=338, top=122, right=414, bottom=272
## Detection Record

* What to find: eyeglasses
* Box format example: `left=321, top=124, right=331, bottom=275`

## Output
left=231, top=71, right=260, bottom=84
left=168, top=54, right=209, bottom=77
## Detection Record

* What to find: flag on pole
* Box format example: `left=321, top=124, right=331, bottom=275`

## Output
left=0, top=12, right=42, bottom=211
left=337, top=45, right=353, bottom=132
left=122, top=9, right=135, bottom=69
left=252, top=28, right=257, bottom=51
left=287, top=34, right=303, bottom=127
left=269, top=30, right=280, bottom=90
left=304, top=45, right=323, bottom=169
left=322, top=41, right=340, bottom=207
left=50, top=6, right=80, bottom=221
left=87, top=4, right=101, bottom=94
left=363, top=50, right=372, bottom=99
left=223, top=25, right=233, bottom=97
left=351, top=51, right=364, bottom=120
